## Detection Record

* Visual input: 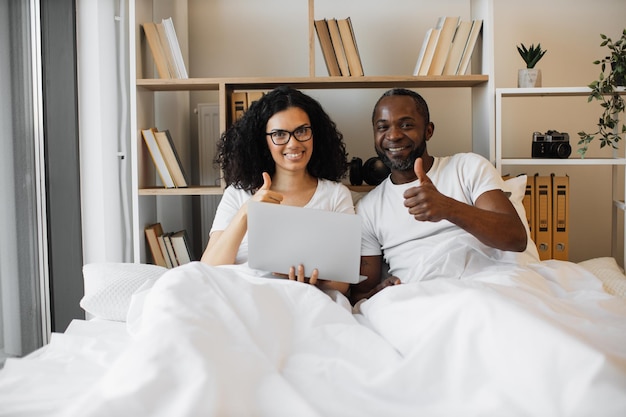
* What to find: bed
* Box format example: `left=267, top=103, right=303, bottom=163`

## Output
left=1, top=178, right=626, bottom=417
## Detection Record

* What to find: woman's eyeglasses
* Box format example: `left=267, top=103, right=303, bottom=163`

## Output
left=266, top=126, right=312, bottom=145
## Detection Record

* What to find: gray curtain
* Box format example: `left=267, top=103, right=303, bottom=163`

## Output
left=0, top=0, right=48, bottom=364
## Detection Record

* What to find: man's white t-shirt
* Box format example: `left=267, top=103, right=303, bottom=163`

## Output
left=211, top=179, right=354, bottom=264
left=357, top=153, right=528, bottom=282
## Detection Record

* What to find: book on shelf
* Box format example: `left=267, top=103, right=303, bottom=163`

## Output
left=246, top=91, right=265, bottom=107
left=551, top=174, right=569, bottom=261
left=162, top=233, right=179, bottom=267
left=231, top=91, right=248, bottom=123
left=314, top=19, right=341, bottom=76
left=231, top=91, right=266, bottom=122
left=141, top=128, right=176, bottom=188
left=141, top=22, right=172, bottom=79
left=336, top=17, right=364, bottom=77
left=442, top=20, right=473, bottom=76
left=161, top=17, right=188, bottom=79
left=145, top=223, right=168, bottom=267
left=509, top=174, right=570, bottom=261
left=170, top=229, right=193, bottom=265
left=154, top=21, right=179, bottom=79
left=427, top=16, right=460, bottom=76
left=144, top=223, right=194, bottom=268
left=414, top=28, right=440, bottom=76
left=157, top=234, right=173, bottom=268
left=534, top=174, right=553, bottom=260
left=456, top=19, right=483, bottom=75
left=154, top=130, right=188, bottom=188
left=523, top=174, right=536, bottom=243
left=327, top=18, right=350, bottom=76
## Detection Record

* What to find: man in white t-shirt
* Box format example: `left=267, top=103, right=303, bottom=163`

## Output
left=351, top=88, right=528, bottom=303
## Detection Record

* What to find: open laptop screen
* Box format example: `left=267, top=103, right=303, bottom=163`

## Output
left=247, top=202, right=364, bottom=284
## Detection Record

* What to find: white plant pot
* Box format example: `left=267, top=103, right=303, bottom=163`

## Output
left=518, top=68, right=542, bottom=88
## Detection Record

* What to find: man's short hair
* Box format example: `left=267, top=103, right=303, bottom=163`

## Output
left=372, top=88, right=430, bottom=124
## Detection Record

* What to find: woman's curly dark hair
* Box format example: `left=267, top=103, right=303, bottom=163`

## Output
left=215, top=86, right=349, bottom=192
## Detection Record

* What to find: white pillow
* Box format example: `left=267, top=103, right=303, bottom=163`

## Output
left=502, top=175, right=540, bottom=261
left=80, top=263, right=168, bottom=322
left=578, top=257, right=626, bottom=298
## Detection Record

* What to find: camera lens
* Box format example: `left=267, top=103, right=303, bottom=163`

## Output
left=556, top=143, right=572, bottom=158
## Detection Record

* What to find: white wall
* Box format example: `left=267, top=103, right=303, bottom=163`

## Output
left=187, top=0, right=474, bottom=160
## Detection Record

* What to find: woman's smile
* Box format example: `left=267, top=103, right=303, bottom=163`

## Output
left=283, top=150, right=306, bottom=160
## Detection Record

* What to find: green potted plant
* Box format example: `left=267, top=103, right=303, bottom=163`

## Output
left=577, top=29, right=626, bottom=158
left=517, top=43, right=547, bottom=88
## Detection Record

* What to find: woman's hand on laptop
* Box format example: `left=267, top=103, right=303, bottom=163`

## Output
left=272, top=264, right=319, bottom=285
left=288, top=264, right=319, bottom=285
left=283, top=265, right=349, bottom=295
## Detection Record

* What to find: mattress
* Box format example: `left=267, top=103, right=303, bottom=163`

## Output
left=0, top=319, right=128, bottom=417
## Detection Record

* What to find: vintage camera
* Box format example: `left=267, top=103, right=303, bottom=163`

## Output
left=531, top=130, right=572, bottom=159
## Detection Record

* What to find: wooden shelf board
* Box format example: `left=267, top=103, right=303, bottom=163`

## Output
left=498, top=86, right=626, bottom=97
left=497, top=87, right=592, bottom=97
left=500, top=158, right=626, bottom=166
left=347, top=184, right=375, bottom=192
left=137, top=75, right=489, bottom=91
left=136, top=78, right=223, bottom=91
left=139, top=186, right=224, bottom=196
left=140, top=185, right=376, bottom=195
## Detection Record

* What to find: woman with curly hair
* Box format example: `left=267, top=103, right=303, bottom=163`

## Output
left=201, top=86, right=354, bottom=294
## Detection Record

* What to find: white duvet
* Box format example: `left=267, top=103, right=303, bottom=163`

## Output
left=2, top=256, right=626, bottom=416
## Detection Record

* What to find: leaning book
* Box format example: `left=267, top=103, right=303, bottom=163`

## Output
left=154, top=130, right=188, bottom=188
left=141, top=128, right=176, bottom=188
left=170, top=229, right=193, bottom=265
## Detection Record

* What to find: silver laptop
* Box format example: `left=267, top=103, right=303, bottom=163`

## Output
left=247, top=202, right=365, bottom=284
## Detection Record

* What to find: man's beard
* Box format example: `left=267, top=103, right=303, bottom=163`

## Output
left=376, top=141, right=426, bottom=172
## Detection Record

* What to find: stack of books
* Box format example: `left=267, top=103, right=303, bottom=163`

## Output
left=314, top=17, right=364, bottom=77
left=145, top=223, right=194, bottom=268
left=505, top=173, right=570, bottom=261
left=230, top=91, right=266, bottom=123
left=141, top=128, right=189, bottom=189
left=142, top=17, right=188, bottom=79
left=413, top=16, right=483, bottom=76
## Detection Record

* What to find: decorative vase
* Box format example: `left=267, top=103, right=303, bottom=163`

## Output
left=518, top=68, right=542, bottom=88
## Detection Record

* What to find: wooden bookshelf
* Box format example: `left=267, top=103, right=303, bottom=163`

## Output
left=130, top=0, right=495, bottom=262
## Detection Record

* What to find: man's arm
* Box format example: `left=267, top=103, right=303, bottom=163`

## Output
left=350, top=255, right=382, bottom=304
left=456, top=189, right=527, bottom=252
left=403, top=158, right=527, bottom=252
left=350, top=255, right=401, bottom=304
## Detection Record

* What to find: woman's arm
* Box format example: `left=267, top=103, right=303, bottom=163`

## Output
left=200, top=207, right=248, bottom=266
left=202, top=173, right=283, bottom=266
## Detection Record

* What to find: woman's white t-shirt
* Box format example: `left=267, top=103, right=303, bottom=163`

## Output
left=211, top=179, right=355, bottom=264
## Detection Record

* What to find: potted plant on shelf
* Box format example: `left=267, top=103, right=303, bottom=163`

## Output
left=517, top=43, right=547, bottom=88
left=577, top=29, right=626, bottom=158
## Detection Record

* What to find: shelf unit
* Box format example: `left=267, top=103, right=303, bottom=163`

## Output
left=135, top=75, right=488, bottom=198
left=495, top=87, right=626, bottom=265
left=129, top=0, right=495, bottom=263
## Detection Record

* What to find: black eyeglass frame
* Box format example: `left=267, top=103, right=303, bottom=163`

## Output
left=265, top=125, right=313, bottom=145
